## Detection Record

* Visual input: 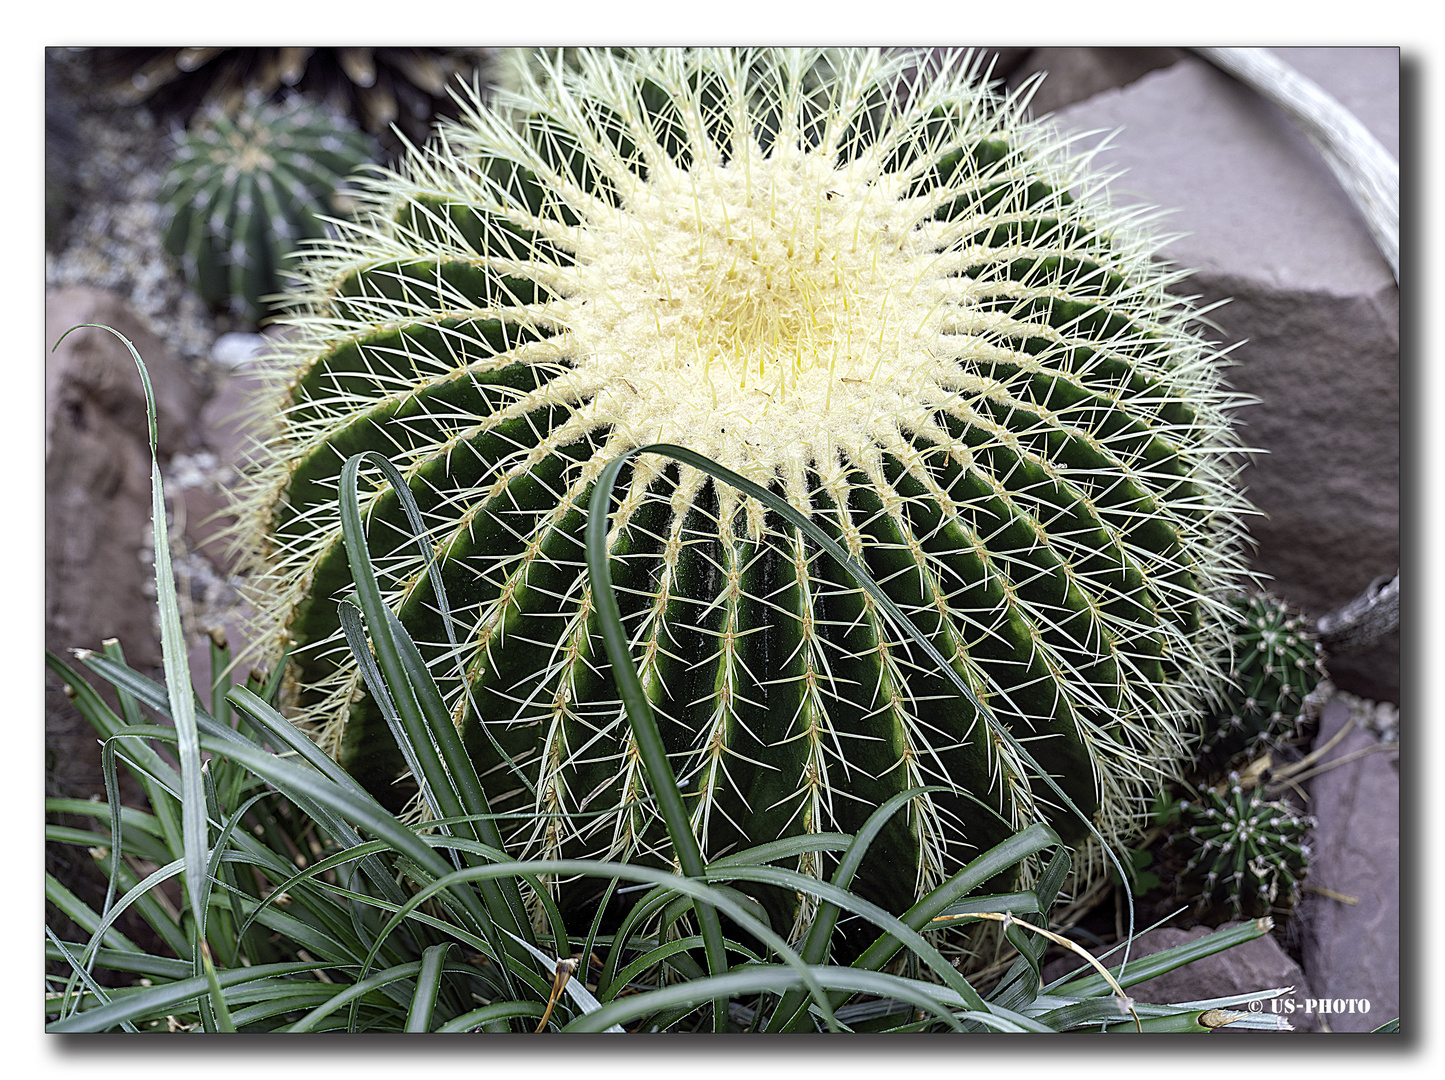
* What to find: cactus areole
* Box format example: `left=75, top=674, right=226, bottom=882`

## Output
left=240, top=48, right=1255, bottom=932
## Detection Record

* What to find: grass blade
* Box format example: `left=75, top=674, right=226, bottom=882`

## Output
left=335, top=452, right=534, bottom=963
left=404, top=943, right=453, bottom=1032
left=46, top=961, right=325, bottom=1033
left=588, top=444, right=1139, bottom=971
left=767, top=786, right=944, bottom=1030
left=586, top=453, right=730, bottom=1028
left=53, top=325, right=231, bottom=1014
left=1048, top=918, right=1274, bottom=997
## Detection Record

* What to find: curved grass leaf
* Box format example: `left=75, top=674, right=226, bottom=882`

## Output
left=405, top=943, right=453, bottom=1032
left=336, top=452, right=535, bottom=983
left=53, top=326, right=216, bottom=992
left=767, top=786, right=948, bottom=1030
left=434, top=1001, right=549, bottom=1033
left=562, top=965, right=1033, bottom=1034
left=352, top=857, right=843, bottom=1032
left=1047, top=918, right=1272, bottom=998
left=46, top=961, right=326, bottom=1033
left=585, top=444, right=1137, bottom=979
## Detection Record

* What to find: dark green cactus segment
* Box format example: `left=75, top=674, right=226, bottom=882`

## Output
left=329, top=259, right=549, bottom=324
left=1168, top=776, right=1314, bottom=919
left=275, top=351, right=569, bottom=556
left=160, top=93, right=373, bottom=323
left=1197, top=593, right=1327, bottom=771
left=397, top=196, right=576, bottom=266
left=284, top=418, right=593, bottom=708
left=238, top=49, right=1257, bottom=934
left=286, top=319, right=557, bottom=415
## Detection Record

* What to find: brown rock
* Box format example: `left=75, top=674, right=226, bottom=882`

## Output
left=1043, top=922, right=1318, bottom=1031
left=201, top=344, right=273, bottom=472
left=179, top=358, right=274, bottom=575
left=46, top=287, right=201, bottom=466
left=1296, top=697, right=1400, bottom=1031
left=45, top=287, right=203, bottom=796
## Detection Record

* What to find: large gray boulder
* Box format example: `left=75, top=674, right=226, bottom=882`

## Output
left=1050, top=48, right=1399, bottom=702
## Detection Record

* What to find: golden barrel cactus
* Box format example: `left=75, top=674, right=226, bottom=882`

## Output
left=236, top=48, right=1255, bottom=931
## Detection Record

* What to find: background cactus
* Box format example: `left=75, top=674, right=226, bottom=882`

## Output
left=236, top=48, right=1256, bottom=935
left=160, top=94, right=374, bottom=323
left=88, top=47, right=492, bottom=155
left=1196, top=592, right=1327, bottom=773
left=1167, top=776, right=1314, bottom=919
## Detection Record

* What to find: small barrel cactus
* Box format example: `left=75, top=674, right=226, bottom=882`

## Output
left=1168, top=776, right=1314, bottom=918
left=235, top=48, right=1255, bottom=932
left=1197, top=592, right=1327, bottom=771
left=160, top=93, right=373, bottom=323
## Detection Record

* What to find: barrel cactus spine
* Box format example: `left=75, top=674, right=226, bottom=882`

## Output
left=160, top=93, right=374, bottom=323
left=233, top=48, right=1257, bottom=936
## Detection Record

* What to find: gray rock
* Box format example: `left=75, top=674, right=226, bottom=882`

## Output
left=45, top=51, right=86, bottom=253
left=1295, top=696, right=1400, bottom=1031
left=210, top=331, right=266, bottom=371
left=199, top=354, right=271, bottom=479
left=45, top=288, right=202, bottom=661
left=1042, top=922, right=1318, bottom=1032
left=1007, top=47, right=1186, bottom=116
left=184, top=598, right=260, bottom=711
left=177, top=357, right=273, bottom=576
left=45, top=287, right=203, bottom=796
left=177, top=330, right=288, bottom=687
left=1052, top=49, right=1399, bottom=702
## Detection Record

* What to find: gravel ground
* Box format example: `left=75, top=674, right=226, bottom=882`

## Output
left=47, top=50, right=231, bottom=380
left=47, top=49, right=261, bottom=658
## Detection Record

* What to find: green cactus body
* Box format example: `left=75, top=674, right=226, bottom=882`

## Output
left=238, top=49, right=1254, bottom=932
left=160, top=94, right=373, bottom=323
left=1198, top=593, right=1327, bottom=771
left=1170, top=776, right=1314, bottom=918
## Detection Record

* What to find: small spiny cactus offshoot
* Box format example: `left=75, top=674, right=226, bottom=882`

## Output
left=1196, top=592, right=1327, bottom=773
left=234, top=48, right=1257, bottom=937
left=1168, top=775, right=1314, bottom=919
left=160, top=94, right=374, bottom=323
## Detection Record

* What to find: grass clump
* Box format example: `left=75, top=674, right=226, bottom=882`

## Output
left=45, top=327, right=1298, bottom=1033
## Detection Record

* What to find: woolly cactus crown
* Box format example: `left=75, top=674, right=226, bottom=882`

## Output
left=237, top=48, right=1255, bottom=924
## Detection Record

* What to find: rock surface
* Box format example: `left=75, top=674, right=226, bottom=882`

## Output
left=45, top=286, right=204, bottom=796
left=45, top=288, right=202, bottom=662
left=1007, top=47, right=1185, bottom=116
left=1295, top=696, right=1401, bottom=1031
left=176, top=334, right=277, bottom=701
left=177, top=351, right=271, bottom=576
left=1052, top=48, right=1400, bottom=703
left=1042, top=922, right=1319, bottom=1032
